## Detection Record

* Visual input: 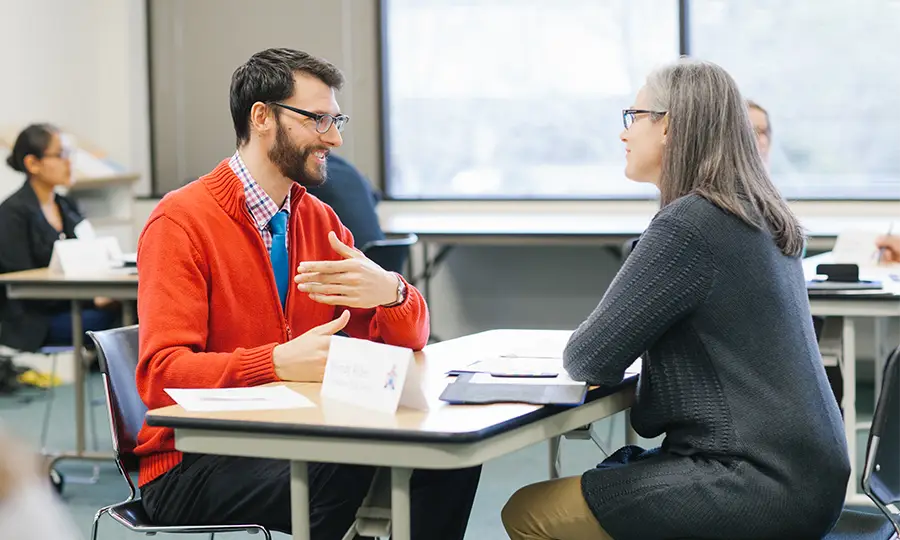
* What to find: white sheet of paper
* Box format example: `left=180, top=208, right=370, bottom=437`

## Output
left=468, top=372, right=586, bottom=386
left=460, top=357, right=564, bottom=376
left=499, top=332, right=571, bottom=359
left=832, top=229, right=891, bottom=265
left=164, top=386, right=314, bottom=412
left=322, top=336, right=429, bottom=414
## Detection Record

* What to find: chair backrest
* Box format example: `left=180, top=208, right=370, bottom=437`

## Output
left=862, top=343, right=900, bottom=535
left=86, top=325, right=145, bottom=473
left=362, top=233, right=418, bottom=275
left=621, top=237, right=640, bottom=264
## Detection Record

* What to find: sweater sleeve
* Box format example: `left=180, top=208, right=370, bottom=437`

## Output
left=136, top=215, right=279, bottom=410
left=563, top=215, right=717, bottom=386
left=336, top=225, right=431, bottom=351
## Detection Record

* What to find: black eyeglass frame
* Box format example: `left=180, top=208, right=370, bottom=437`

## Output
left=271, top=102, right=350, bottom=134
left=622, top=108, right=667, bottom=130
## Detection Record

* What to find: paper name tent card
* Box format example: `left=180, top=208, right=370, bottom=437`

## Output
left=165, top=386, right=315, bottom=412
left=49, top=236, right=122, bottom=275
left=321, top=335, right=429, bottom=414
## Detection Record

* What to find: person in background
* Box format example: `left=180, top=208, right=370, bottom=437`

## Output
left=135, top=48, right=480, bottom=538
left=876, top=234, right=899, bottom=263
left=0, top=425, right=81, bottom=539
left=305, top=153, right=386, bottom=251
left=747, top=99, right=771, bottom=165
left=502, top=59, right=849, bottom=540
left=0, top=124, right=117, bottom=352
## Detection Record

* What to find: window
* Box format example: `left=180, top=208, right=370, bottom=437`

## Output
left=383, top=0, right=900, bottom=200
left=383, top=0, right=678, bottom=199
left=690, top=0, right=900, bottom=200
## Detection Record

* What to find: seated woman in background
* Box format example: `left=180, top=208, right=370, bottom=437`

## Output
left=502, top=59, right=850, bottom=540
left=0, top=124, right=117, bottom=352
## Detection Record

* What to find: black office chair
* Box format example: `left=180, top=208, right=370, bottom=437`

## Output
left=621, top=237, right=640, bottom=263
left=86, top=326, right=271, bottom=540
left=361, top=233, right=418, bottom=276
left=824, top=343, right=900, bottom=539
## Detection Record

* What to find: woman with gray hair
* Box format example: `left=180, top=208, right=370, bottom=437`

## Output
left=502, top=59, right=849, bottom=540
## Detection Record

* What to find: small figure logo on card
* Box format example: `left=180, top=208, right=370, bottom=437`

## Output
left=384, top=365, right=398, bottom=390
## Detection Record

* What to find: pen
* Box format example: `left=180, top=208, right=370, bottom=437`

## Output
left=877, top=222, right=894, bottom=264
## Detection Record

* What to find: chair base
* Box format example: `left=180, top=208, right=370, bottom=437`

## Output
left=93, top=500, right=272, bottom=540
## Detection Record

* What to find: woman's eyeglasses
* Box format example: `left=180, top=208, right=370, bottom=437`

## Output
left=622, top=109, right=667, bottom=130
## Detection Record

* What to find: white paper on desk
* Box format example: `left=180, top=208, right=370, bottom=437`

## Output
left=458, top=357, right=564, bottom=376
left=500, top=332, right=571, bottom=359
left=832, top=229, right=890, bottom=265
left=164, top=386, right=314, bottom=412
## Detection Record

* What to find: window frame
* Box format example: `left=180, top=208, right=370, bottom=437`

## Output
left=378, top=0, right=899, bottom=202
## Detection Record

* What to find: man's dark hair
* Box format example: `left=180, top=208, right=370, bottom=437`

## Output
left=230, top=48, right=344, bottom=146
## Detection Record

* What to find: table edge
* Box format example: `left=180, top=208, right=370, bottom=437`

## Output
left=146, top=377, right=636, bottom=444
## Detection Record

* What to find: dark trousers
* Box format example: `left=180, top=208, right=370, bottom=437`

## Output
left=141, top=453, right=481, bottom=539
left=46, top=308, right=118, bottom=346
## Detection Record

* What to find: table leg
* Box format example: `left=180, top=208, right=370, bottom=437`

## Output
left=548, top=436, right=562, bottom=479
left=842, top=317, right=858, bottom=501
left=121, top=300, right=136, bottom=326
left=72, top=300, right=85, bottom=455
left=875, top=317, right=890, bottom=407
left=391, top=467, right=413, bottom=540
left=291, top=461, right=310, bottom=540
left=625, top=409, right=640, bottom=446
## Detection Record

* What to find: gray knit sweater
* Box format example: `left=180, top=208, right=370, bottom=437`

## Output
left=565, top=194, right=850, bottom=540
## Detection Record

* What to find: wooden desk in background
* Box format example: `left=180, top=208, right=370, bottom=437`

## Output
left=147, top=329, right=637, bottom=540
left=0, top=267, right=139, bottom=464
left=804, top=253, right=900, bottom=505
left=380, top=207, right=894, bottom=302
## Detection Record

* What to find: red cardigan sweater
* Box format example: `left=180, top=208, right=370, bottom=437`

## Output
left=134, top=160, right=429, bottom=486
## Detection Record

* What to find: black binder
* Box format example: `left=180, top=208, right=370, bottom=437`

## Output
left=439, top=373, right=588, bottom=406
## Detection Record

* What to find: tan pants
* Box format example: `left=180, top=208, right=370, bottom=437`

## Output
left=502, top=476, right=614, bottom=540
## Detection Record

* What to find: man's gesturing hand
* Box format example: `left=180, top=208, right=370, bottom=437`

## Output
left=272, top=310, right=350, bottom=382
left=294, top=231, right=400, bottom=309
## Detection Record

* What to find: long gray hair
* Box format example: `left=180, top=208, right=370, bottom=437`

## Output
left=645, top=58, right=804, bottom=257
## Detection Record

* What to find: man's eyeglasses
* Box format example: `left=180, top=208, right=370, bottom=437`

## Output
left=272, top=102, right=350, bottom=134
left=622, top=109, right=667, bottom=130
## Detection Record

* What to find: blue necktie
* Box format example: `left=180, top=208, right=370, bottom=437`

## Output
left=268, top=211, right=289, bottom=309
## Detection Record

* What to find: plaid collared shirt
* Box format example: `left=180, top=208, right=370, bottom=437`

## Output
left=229, top=151, right=290, bottom=251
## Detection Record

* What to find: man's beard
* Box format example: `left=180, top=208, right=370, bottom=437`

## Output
left=268, top=118, right=328, bottom=187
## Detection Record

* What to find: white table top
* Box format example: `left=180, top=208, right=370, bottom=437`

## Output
left=147, top=329, right=635, bottom=442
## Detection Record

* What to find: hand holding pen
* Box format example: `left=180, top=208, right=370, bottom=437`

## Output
left=876, top=223, right=898, bottom=264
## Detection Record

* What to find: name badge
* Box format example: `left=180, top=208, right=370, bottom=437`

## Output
left=321, top=335, right=428, bottom=414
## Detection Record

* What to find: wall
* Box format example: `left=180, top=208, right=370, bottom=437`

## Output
left=0, top=0, right=151, bottom=199
left=148, top=0, right=382, bottom=194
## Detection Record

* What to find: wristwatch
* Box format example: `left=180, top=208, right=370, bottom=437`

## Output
left=383, top=273, right=407, bottom=308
